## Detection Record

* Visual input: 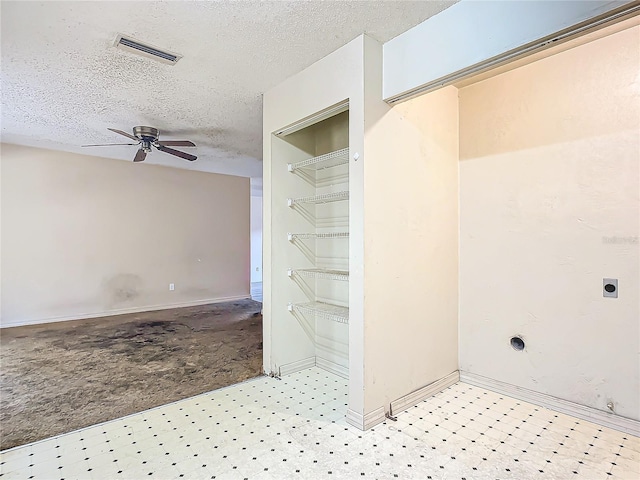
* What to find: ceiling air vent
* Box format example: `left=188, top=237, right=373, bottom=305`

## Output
left=114, top=34, right=182, bottom=65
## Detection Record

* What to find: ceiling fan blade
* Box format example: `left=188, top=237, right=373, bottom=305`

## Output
left=156, top=145, right=197, bottom=161
left=81, top=143, right=138, bottom=147
left=133, top=149, right=147, bottom=162
left=108, top=128, right=138, bottom=141
left=158, top=140, right=196, bottom=147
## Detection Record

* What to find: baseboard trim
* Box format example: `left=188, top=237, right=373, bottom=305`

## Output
left=460, top=371, right=640, bottom=436
left=0, top=295, right=251, bottom=329
left=390, top=370, right=460, bottom=416
left=278, top=357, right=316, bottom=376
left=316, top=357, right=349, bottom=379
left=346, top=406, right=386, bottom=431
left=276, top=357, right=349, bottom=379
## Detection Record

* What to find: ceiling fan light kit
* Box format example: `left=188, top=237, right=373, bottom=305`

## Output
left=82, top=126, right=197, bottom=163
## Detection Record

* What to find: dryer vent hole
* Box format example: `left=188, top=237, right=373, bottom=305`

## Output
left=510, top=336, right=525, bottom=351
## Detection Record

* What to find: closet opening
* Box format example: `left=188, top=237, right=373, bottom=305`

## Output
left=267, top=105, right=351, bottom=416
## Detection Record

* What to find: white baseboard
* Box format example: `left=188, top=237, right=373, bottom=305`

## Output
left=460, top=371, right=640, bottom=437
left=346, top=406, right=386, bottom=431
left=348, top=372, right=461, bottom=431
left=275, top=356, right=348, bottom=379
left=390, top=370, right=460, bottom=416
left=278, top=357, right=316, bottom=376
left=316, top=357, right=349, bottom=379
left=0, top=295, right=251, bottom=329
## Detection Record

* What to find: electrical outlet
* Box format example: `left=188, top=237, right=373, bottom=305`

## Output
left=169, top=283, right=175, bottom=291
left=256, top=267, right=260, bottom=272
left=603, top=278, right=617, bottom=298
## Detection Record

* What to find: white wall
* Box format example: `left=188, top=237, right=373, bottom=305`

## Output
left=250, top=195, right=263, bottom=283
left=363, top=49, right=459, bottom=414
left=1, top=144, right=250, bottom=327
left=459, top=26, right=639, bottom=420
left=383, top=0, right=632, bottom=100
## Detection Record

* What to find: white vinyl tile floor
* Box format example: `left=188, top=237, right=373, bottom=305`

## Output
left=1, top=367, right=639, bottom=479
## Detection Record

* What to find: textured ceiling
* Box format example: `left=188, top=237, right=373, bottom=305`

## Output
left=1, top=0, right=456, bottom=182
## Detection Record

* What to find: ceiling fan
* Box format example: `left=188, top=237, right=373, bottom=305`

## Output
left=82, top=126, right=197, bottom=162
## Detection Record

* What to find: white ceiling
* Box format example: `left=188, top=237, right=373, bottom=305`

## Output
left=1, top=0, right=455, bottom=185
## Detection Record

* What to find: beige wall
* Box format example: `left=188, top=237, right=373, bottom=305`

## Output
left=459, top=26, right=640, bottom=419
left=1, top=144, right=250, bottom=327
left=363, top=84, right=459, bottom=413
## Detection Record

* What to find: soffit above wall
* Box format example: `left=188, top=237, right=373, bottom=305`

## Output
left=383, top=0, right=638, bottom=104
left=455, top=16, right=640, bottom=89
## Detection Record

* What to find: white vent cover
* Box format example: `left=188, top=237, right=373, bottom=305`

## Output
left=114, top=34, right=182, bottom=65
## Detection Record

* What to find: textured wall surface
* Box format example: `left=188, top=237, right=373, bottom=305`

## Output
left=0, top=1, right=455, bottom=178
left=1, top=144, right=250, bottom=327
left=459, top=26, right=640, bottom=420
left=364, top=85, right=459, bottom=413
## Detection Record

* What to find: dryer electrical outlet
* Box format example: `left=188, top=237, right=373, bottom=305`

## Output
left=603, top=278, right=618, bottom=298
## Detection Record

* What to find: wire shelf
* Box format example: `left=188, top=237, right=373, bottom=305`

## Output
left=288, top=301, right=349, bottom=324
left=288, top=232, right=349, bottom=241
left=288, top=190, right=349, bottom=207
left=288, top=268, right=349, bottom=281
left=288, top=147, right=349, bottom=172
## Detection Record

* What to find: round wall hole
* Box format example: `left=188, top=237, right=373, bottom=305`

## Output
left=510, top=336, right=525, bottom=351
left=604, top=283, right=616, bottom=293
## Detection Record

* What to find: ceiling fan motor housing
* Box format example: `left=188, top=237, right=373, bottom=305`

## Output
left=133, top=126, right=159, bottom=152
left=133, top=126, right=159, bottom=141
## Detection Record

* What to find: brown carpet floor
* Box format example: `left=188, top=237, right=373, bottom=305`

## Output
left=0, top=299, right=263, bottom=451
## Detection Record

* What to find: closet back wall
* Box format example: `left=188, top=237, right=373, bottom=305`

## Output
left=1, top=144, right=250, bottom=327
left=458, top=26, right=639, bottom=420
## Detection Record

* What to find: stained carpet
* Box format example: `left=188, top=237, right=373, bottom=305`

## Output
left=0, top=299, right=263, bottom=451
